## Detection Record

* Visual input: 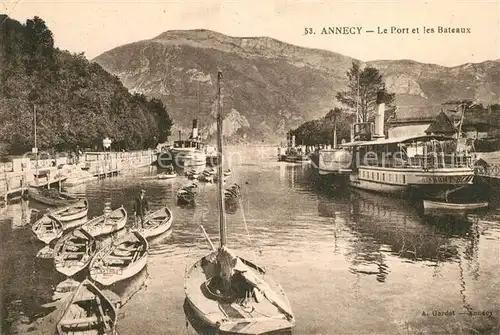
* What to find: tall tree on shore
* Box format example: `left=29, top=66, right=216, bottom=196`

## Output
left=336, top=62, right=395, bottom=123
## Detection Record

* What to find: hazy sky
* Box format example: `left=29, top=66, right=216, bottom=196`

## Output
left=3, top=0, right=499, bottom=66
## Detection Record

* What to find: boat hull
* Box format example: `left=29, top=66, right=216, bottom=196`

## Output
left=54, top=229, right=96, bottom=277
left=348, top=166, right=476, bottom=199
left=89, top=231, right=149, bottom=286
left=56, top=279, right=117, bottom=335
left=50, top=199, right=89, bottom=223
left=423, top=200, right=489, bottom=216
left=32, top=215, right=63, bottom=244
left=170, top=149, right=206, bottom=168
left=29, top=187, right=79, bottom=207
left=136, top=207, right=173, bottom=239
left=283, top=155, right=310, bottom=163
left=349, top=175, right=408, bottom=195
left=81, top=207, right=127, bottom=237
left=91, top=254, right=148, bottom=286
left=158, top=173, right=177, bottom=180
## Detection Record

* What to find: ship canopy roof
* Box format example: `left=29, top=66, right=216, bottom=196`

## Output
left=341, top=134, right=455, bottom=148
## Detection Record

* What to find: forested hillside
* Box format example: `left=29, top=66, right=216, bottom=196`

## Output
left=0, top=15, right=173, bottom=156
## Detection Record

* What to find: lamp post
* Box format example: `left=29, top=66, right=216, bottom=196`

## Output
left=103, top=137, right=112, bottom=175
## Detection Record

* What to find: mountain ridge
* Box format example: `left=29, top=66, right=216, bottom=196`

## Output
left=93, top=29, right=500, bottom=143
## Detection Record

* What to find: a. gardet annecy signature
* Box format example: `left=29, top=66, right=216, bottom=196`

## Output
left=421, top=310, right=495, bottom=317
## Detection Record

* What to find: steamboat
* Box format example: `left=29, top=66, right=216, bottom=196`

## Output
left=158, top=119, right=206, bottom=169
left=341, top=92, right=480, bottom=204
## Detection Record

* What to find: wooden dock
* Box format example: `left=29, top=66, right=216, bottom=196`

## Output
left=0, top=149, right=156, bottom=204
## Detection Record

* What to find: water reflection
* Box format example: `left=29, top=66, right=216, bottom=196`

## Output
left=1, top=154, right=499, bottom=335
left=350, top=190, right=474, bottom=262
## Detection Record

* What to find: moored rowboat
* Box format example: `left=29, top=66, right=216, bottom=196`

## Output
left=32, top=214, right=63, bottom=244
left=49, top=198, right=89, bottom=224
left=136, top=206, right=173, bottom=238
left=56, top=279, right=117, bottom=335
left=158, top=173, right=177, bottom=180
left=54, top=228, right=97, bottom=277
left=423, top=200, right=489, bottom=213
left=81, top=206, right=127, bottom=238
left=89, top=231, right=148, bottom=286
left=29, top=186, right=80, bottom=207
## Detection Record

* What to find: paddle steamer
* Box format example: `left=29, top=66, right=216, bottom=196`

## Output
left=157, top=119, right=206, bottom=169
left=342, top=93, right=477, bottom=202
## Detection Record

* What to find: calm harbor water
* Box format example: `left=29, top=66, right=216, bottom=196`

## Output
left=1, top=146, right=499, bottom=335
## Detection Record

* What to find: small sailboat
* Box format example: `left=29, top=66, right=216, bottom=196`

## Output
left=184, top=71, right=295, bottom=334
left=89, top=231, right=148, bottom=286
left=49, top=198, right=89, bottom=225
left=32, top=214, right=64, bottom=244
left=136, top=206, right=173, bottom=238
left=56, top=279, right=117, bottom=335
left=54, top=228, right=97, bottom=277
left=81, top=206, right=127, bottom=238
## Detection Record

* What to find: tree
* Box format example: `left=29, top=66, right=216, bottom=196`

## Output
left=336, top=62, right=395, bottom=123
left=289, top=108, right=354, bottom=146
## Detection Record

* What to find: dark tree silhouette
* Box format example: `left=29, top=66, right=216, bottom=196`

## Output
left=336, top=62, right=395, bottom=123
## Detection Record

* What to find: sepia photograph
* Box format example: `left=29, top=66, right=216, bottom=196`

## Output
left=0, top=0, right=499, bottom=334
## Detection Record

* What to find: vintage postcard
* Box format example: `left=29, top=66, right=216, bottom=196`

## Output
left=0, top=1, right=499, bottom=334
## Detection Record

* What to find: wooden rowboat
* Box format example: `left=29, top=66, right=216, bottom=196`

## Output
left=224, top=184, right=241, bottom=200
left=32, top=214, right=63, bottom=244
left=89, top=231, right=148, bottom=286
left=56, top=279, right=117, bottom=335
left=49, top=198, right=89, bottom=225
left=29, top=186, right=79, bottom=207
left=54, top=228, right=98, bottom=277
left=423, top=200, right=489, bottom=213
left=197, top=171, right=214, bottom=183
left=81, top=206, right=127, bottom=238
left=177, top=188, right=196, bottom=205
left=177, top=183, right=199, bottom=204
left=136, top=206, right=173, bottom=238
left=158, top=173, right=177, bottom=180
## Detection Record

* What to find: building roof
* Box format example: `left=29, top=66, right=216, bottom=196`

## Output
left=387, top=105, right=461, bottom=124
left=424, top=111, right=457, bottom=134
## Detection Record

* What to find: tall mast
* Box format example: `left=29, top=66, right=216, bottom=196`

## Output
left=197, top=81, right=201, bottom=115
left=34, top=105, right=39, bottom=184
left=216, top=71, right=226, bottom=247
left=356, top=64, right=360, bottom=123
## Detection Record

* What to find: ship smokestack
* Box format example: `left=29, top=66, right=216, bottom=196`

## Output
left=191, top=119, right=198, bottom=139
left=291, top=135, right=296, bottom=147
left=178, top=130, right=182, bottom=141
left=374, top=91, right=385, bottom=139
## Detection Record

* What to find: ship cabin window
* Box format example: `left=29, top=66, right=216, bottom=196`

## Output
left=382, top=173, right=385, bottom=181
left=376, top=172, right=379, bottom=180
left=371, top=172, right=374, bottom=179
left=402, top=175, right=406, bottom=184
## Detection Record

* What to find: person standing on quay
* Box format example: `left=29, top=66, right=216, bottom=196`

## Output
left=133, top=189, right=149, bottom=228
